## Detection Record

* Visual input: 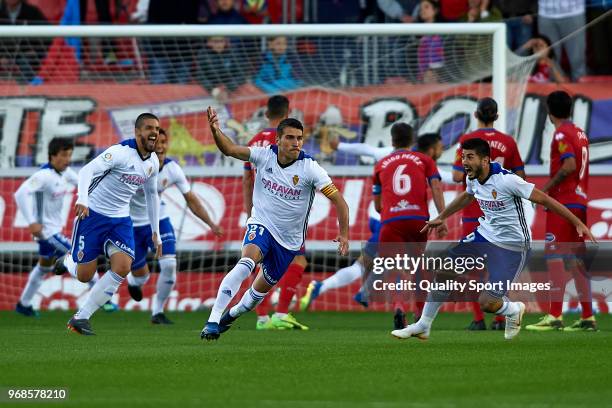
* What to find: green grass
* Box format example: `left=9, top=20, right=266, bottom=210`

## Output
left=1, top=311, right=610, bottom=407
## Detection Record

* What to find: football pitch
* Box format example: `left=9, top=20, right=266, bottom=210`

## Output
left=1, top=311, right=610, bottom=407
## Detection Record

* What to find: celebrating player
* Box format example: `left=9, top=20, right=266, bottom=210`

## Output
left=126, top=128, right=223, bottom=325
left=14, top=138, right=78, bottom=316
left=452, top=97, right=526, bottom=331
left=300, top=132, right=449, bottom=317
left=243, top=95, right=310, bottom=331
left=201, top=107, right=349, bottom=341
left=56, top=113, right=162, bottom=335
left=526, top=90, right=596, bottom=332
left=392, top=138, right=595, bottom=341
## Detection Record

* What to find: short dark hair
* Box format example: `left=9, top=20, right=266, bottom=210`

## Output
left=48, top=137, right=74, bottom=160
left=277, top=118, right=303, bottom=137
left=462, top=137, right=490, bottom=158
left=475, top=97, right=498, bottom=124
left=159, top=128, right=167, bottom=137
left=391, top=122, right=413, bottom=148
left=546, top=90, right=572, bottom=119
left=267, top=95, right=290, bottom=120
left=417, top=133, right=442, bottom=153
left=135, top=113, right=159, bottom=128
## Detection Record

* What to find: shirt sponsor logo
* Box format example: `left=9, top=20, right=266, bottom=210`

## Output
left=119, top=173, right=146, bottom=186
left=477, top=198, right=506, bottom=211
left=261, top=176, right=302, bottom=200
left=390, top=199, right=420, bottom=213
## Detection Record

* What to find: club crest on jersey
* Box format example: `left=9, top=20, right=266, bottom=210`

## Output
left=558, top=142, right=568, bottom=153
left=492, top=189, right=497, bottom=199
left=293, top=175, right=299, bottom=186
left=103, top=152, right=112, bottom=162
left=77, top=250, right=84, bottom=261
left=147, top=167, right=153, bottom=176
left=248, top=231, right=256, bottom=241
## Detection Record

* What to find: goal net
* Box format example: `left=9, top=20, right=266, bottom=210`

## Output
left=0, top=23, right=538, bottom=313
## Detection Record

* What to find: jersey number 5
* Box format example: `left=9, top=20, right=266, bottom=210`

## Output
left=392, top=164, right=412, bottom=196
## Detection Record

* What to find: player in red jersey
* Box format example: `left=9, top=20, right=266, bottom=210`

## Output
left=526, top=90, right=596, bottom=332
left=452, top=97, right=526, bottom=331
left=242, top=95, right=309, bottom=331
left=373, top=123, right=446, bottom=329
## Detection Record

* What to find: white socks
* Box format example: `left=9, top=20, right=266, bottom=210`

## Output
left=417, top=290, right=450, bottom=328
left=75, top=270, right=124, bottom=320
left=152, top=257, right=177, bottom=316
left=496, top=299, right=521, bottom=317
left=63, top=255, right=77, bottom=279
left=19, top=264, right=52, bottom=307
left=320, top=260, right=364, bottom=295
left=229, top=287, right=266, bottom=318
left=127, top=272, right=150, bottom=287
left=208, top=258, right=255, bottom=323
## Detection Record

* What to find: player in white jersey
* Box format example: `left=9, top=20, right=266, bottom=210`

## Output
left=126, top=128, right=223, bottom=324
left=392, top=138, right=594, bottom=341
left=201, top=107, right=350, bottom=341
left=300, top=132, right=451, bottom=314
left=56, top=113, right=162, bottom=335
left=14, top=138, right=77, bottom=316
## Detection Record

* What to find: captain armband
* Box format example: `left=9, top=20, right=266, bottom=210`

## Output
left=321, top=183, right=339, bottom=198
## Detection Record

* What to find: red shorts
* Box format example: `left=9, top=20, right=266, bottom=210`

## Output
left=461, top=219, right=479, bottom=237
left=378, top=219, right=427, bottom=257
left=545, top=207, right=586, bottom=257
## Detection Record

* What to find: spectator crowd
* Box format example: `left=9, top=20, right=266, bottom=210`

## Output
left=0, top=0, right=610, bottom=91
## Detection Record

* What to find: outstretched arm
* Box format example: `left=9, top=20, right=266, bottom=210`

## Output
left=144, top=173, right=162, bottom=258
left=529, top=188, right=595, bottom=242
left=207, top=106, right=250, bottom=161
left=421, top=191, right=474, bottom=234
left=184, top=191, right=224, bottom=237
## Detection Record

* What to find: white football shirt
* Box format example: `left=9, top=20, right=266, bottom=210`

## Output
left=130, top=158, right=191, bottom=227
left=466, top=162, right=535, bottom=250
left=248, top=145, right=333, bottom=251
left=77, top=139, right=159, bottom=218
left=14, top=164, right=78, bottom=239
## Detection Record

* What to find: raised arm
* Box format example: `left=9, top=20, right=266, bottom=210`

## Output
left=207, top=106, right=250, bottom=161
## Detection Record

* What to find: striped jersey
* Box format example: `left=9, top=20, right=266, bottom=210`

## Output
left=77, top=139, right=159, bottom=217
left=466, top=162, right=535, bottom=249
left=248, top=145, right=333, bottom=251
left=130, top=158, right=190, bottom=227
left=14, top=164, right=78, bottom=239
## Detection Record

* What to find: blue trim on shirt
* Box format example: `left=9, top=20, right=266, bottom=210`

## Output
left=428, top=174, right=441, bottom=181
left=564, top=203, right=587, bottom=210
left=120, top=138, right=138, bottom=149
left=560, top=153, right=575, bottom=160
left=452, top=165, right=465, bottom=172
left=41, top=163, right=51, bottom=169
left=462, top=217, right=480, bottom=223
left=372, top=184, right=381, bottom=195
left=163, top=158, right=173, bottom=165
left=270, top=144, right=314, bottom=161
left=382, top=215, right=429, bottom=225
left=511, top=165, right=524, bottom=172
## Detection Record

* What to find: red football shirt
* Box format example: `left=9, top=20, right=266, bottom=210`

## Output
left=453, top=128, right=525, bottom=221
left=549, top=121, right=589, bottom=207
left=373, top=149, right=440, bottom=223
left=243, top=128, right=277, bottom=171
